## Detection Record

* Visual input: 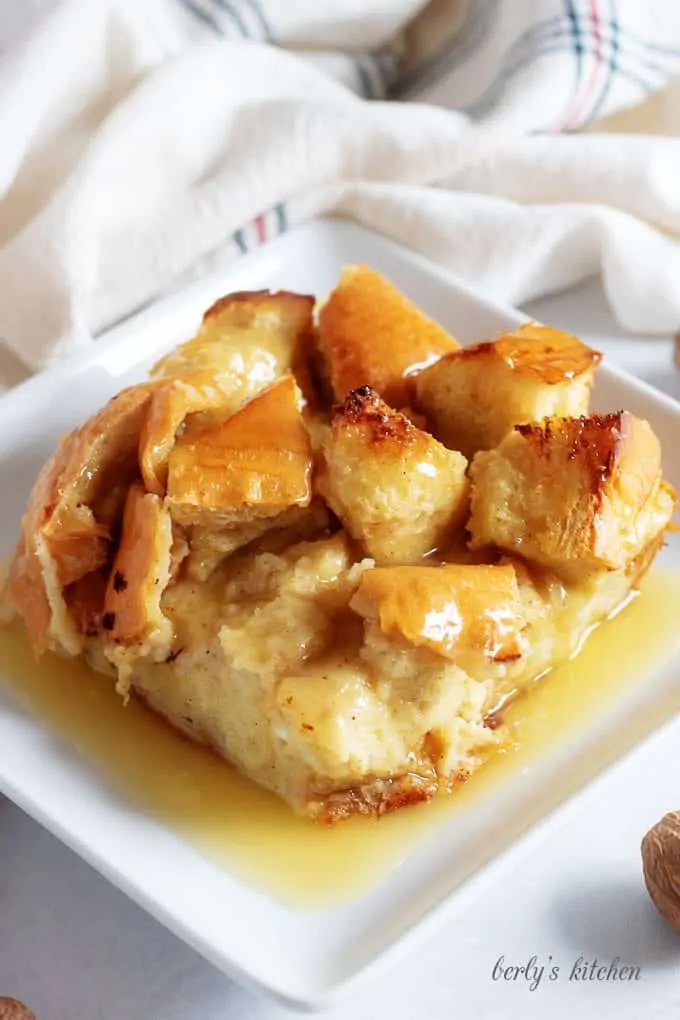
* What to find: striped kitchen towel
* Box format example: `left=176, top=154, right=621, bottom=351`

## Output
left=0, top=0, right=680, bottom=378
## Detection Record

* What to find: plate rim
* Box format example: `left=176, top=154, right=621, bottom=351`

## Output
left=2, top=215, right=680, bottom=1010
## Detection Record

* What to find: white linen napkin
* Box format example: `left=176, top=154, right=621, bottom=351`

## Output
left=1, top=0, right=680, bottom=384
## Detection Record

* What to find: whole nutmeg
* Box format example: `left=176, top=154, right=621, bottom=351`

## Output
left=0, top=999, right=35, bottom=1020
left=642, top=810, right=680, bottom=933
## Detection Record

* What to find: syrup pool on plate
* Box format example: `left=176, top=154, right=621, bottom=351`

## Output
left=1, top=568, right=680, bottom=907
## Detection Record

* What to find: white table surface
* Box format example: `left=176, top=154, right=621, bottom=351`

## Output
left=1, top=277, right=678, bottom=1019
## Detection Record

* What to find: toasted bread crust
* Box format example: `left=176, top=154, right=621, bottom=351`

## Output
left=103, top=483, right=174, bottom=653
left=9, top=383, right=158, bottom=652
left=153, top=289, right=315, bottom=378
left=469, top=412, right=676, bottom=575
left=514, top=412, right=624, bottom=489
left=139, top=372, right=238, bottom=495
left=308, top=771, right=441, bottom=822
left=317, top=265, right=458, bottom=407
left=455, top=323, right=602, bottom=383
left=143, top=290, right=318, bottom=492
left=202, top=289, right=315, bottom=326
left=351, top=563, right=525, bottom=663
left=333, top=384, right=424, bottom=444
left=166, top=375, right=313, bottom=528
left=320, top=386, right=469, bottom=563
left=149, top=289, right=316, bottom=399
left=414, top=323, right=601, bottom=458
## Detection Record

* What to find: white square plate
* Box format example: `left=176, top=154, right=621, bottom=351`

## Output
left=1, top=218, right=680, bottom=1010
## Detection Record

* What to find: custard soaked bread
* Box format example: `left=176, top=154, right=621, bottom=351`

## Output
left=5, top=270, right=676, bottom=821
left=414, top=322, right=601, bottom=459
left=319, top=386, right=469, bottom=564
left=468, top=413, right=676, bottom=579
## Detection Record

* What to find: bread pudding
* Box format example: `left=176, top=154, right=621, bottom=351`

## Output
left=4, top=267, right=676, bottom=822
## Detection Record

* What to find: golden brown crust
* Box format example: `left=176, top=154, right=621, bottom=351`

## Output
left=513, top=412, right=631, bottom=492
left=414, top=323, right=601, bottom=459
left=319, top=386, right=469, bottom=564
left=139, top=372, right=237, bottom=495
left=102, top=483, right=173, bottom=653
left=151, top=289, right=315, bottom=380
left=308, top=771, right=440, bottom=823
left=166, top=375, right=313, bottom=528
left=143, top=291, right=318, bottom=492
left=202, top=289, right=315, bottom=326
left=307, top=766, right=481, bottom=823
left=332, top=384, right=424, bottom=446
left=351, top=563, right=525, bottom=663
left=468, top=412, right=677, bottom=575
left=455, top=323, right=601, bottom=383
left=9, top=383, right=158, bottom=651
left=317, top=265, right=458, bottom=407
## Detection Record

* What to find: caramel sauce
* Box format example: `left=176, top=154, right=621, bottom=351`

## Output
left=1, top=568, right=679, bottom=908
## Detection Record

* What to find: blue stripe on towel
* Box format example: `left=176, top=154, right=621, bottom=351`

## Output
left=467, top=4, right=667, bottom=124
left=588, top=0, right=620, bottom=123
left=275, top=203, right=287, bottom=235
left=353, top=54, right=376, bottom=98
left=233, top=228, right=248, bottom=254
left=535, top=8, right=672, bottom=78
left=180, top=0, right=222, bottom=33
left=213, top=0, right=249, bottom=37
left=242, top=0, right=272, bottom=41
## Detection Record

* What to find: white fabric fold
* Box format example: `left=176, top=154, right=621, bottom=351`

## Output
left=0, top=0, right=680, bottom=383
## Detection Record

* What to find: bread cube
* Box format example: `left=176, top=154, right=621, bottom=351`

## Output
left=317, top=265, right=459, bottom=407
left=166, top=375, right=313, bottom=528
left=141, top=291, right=316, bottom=494
left=414, top=322, right=601, bottom=458
left=9, top=382, right=158, bottom=654
left=140, top=372, right=244, bottom=496
left=468, top=412, right=677, bottom=576
left=351, top=562, right=525, bottom=668
left=319, top=386, right=469, bottom=564
left=152, top=289, right=314, bottom=381
left=103, top=482, right=174, bottom=661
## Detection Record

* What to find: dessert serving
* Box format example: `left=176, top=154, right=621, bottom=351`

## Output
left=4, top=265, right=676, bottom=822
